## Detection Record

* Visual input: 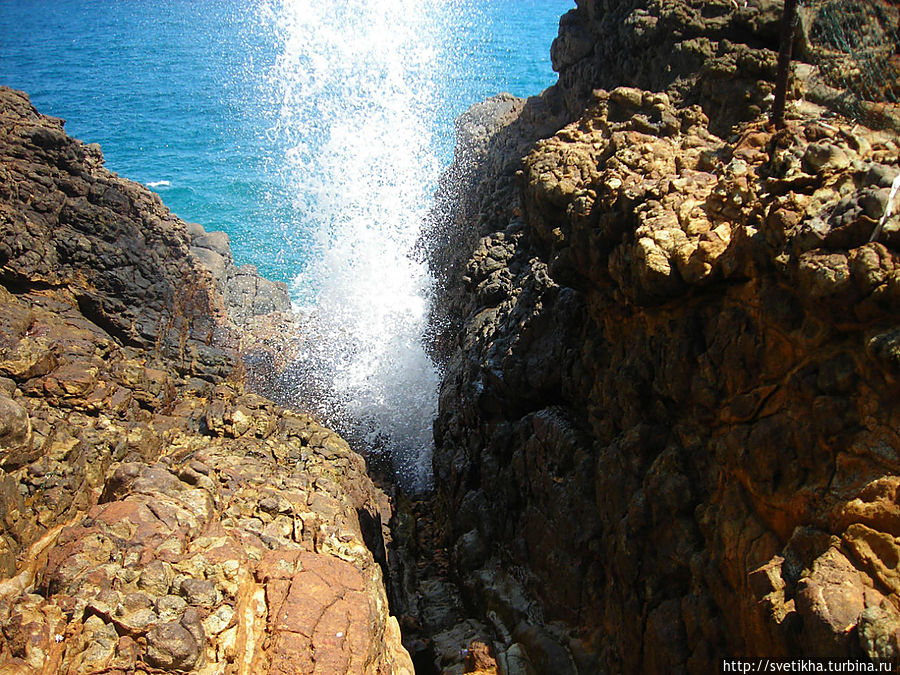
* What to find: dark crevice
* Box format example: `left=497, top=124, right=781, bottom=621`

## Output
left=356, top=506, right=388, bottom=583
left=0, top=274, right=64, bottom=295
left=73, top=291, right=138, bottom=347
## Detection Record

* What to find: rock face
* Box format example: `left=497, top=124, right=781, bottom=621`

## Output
left=0, top=87, right=412, bottom=674
left=426, top=1, right=900, bottom=671
left=186, top=222, right=292, bottom=327
left=550, top=0, right=784, bottom=135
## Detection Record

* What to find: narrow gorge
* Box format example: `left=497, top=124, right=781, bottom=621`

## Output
left=1, top=0, right=900, bottom=674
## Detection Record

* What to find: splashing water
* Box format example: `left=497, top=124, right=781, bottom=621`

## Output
left=257, top=0, right=468, bottom=492
left=0, top=0, right=571, bottom=492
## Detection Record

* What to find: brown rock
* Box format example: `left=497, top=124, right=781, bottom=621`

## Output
left=842, top=523, right=900, bottom=597
left=795, top=548, right=866, bottom=657
left=137, top=560, right=174, bottom=596
left=145, top=619, right=202, bottom=670
left=180, top=578, right=217, bottom=608
left=834, top=477, right=900, bottom=536
left=420, top=11, right=900, bottom=669
left=464, top=641, right=498, bottom=674
left=0, top=393, right=33, bottom=469
left=0, top=86, right=412, bottom=674
left=803, top=143, right=851, bottom=174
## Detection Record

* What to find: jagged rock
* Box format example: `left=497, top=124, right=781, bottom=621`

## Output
left=549, top=0, right=783, bottom=135
left=463, top=641, right=498, bottom=674
left=423, top=3, right=900, bottom=669
left=0, top=88, right=233, bottom=379
left=186, top=222, right=292, bottom=325
left=0, top=87, right=413, bottom=674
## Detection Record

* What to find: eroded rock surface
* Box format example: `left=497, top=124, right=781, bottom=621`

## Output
left=550, top=0, right=784, bottom=135
left=0, top=87, right=412, bottom=674
left=425, top=4, right=900, bottom=671
left=185, top=222, right=292, bottom=327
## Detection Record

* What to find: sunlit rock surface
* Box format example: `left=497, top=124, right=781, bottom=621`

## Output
left=425, top=0, right=900, bottom=671
left=0, top=86, right=412, bottom=674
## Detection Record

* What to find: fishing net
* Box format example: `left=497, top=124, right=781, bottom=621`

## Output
left=796, top=0, right=900, bottom=128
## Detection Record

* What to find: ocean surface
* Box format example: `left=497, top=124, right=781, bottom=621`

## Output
left=0, top=0, right=573, bottom=490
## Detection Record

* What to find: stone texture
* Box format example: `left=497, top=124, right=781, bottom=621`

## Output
left=549, top=0, right=784, bottom=136
left=0, top=87, right=412, bottom=674
left=187, top=223, right=292, bottom=326
left=423, top=4, right=900, bottom=670
left=0, top=89, right=234, bottom=381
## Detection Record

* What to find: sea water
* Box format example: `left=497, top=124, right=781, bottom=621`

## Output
left=0, top=0, right=573, bottom=491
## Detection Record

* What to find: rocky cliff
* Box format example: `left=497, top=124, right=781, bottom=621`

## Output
left=426, top=0, right=900, bottom=672
left=0, top=87, right=413, bottom=674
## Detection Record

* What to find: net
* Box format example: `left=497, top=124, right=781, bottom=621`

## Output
left=797, top=0, right=900, bottom=128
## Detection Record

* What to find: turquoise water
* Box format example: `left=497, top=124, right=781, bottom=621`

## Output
left=0, top=0, right=570, bottom=284
left=0, top=0, right=573, bottom=490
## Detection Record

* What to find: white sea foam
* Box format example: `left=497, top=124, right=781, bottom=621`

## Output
left=147, top=180, right=171, bottom=188
left=258, top=0, right=466, bottom=492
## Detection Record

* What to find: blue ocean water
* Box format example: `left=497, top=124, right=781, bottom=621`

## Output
left=0, top=0, right=573, bottom=490
left=0, top=0, right=570, bottom=283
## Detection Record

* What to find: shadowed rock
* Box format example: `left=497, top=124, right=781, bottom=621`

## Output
left=421, top=3, right=900, bottom=670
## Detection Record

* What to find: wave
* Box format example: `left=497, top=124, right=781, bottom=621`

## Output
left=257, top=0, right=466, bottom=492
left=146, top=180, right=171, bottom=188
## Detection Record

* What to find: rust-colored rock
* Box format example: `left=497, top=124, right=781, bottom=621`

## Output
left=422, top=4, right=900, bottom=669
left=463, top=641, right=498, bottom=674
left=0, top=87, right=412, bottom=674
